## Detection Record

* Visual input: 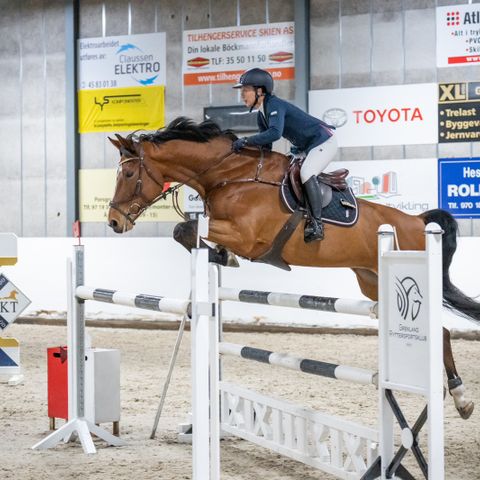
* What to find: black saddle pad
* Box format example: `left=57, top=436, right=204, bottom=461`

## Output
left=280, top=180, right=359, bottom=227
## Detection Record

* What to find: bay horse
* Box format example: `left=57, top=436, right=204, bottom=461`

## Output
left=107, top=117, right=479, bottom=419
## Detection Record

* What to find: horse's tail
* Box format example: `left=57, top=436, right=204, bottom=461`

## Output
left=420, top=209, right=480, bottom=323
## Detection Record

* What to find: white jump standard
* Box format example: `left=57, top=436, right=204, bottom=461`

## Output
left=195, top=223, right=445, bottom=480
left=32, top=248, right=192, bottom=454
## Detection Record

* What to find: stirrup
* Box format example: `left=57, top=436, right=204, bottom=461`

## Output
left=304, top=219, right=324, bottom=243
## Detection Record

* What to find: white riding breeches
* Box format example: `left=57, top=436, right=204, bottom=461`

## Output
left=300, top=135, right=338, bottom=183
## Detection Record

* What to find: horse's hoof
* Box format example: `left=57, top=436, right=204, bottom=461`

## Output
left=458, top=401, right=474, bottom=420
left=226, top=251, right=240, bottom=268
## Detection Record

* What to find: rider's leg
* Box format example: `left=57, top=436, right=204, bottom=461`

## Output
left=300, top=135, right=338, bottom=242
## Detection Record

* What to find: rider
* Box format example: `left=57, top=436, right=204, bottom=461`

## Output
left=232, top=68, right=337, bottom=242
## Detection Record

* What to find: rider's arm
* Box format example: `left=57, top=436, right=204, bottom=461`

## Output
left=246, top=100, right=285, bottom=147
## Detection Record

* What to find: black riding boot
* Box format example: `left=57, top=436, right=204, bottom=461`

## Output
left=303, top=175, right=324, bottom=243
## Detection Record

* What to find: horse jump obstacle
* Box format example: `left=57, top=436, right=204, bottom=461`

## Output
left=32, top=224, right=444, bottom=479
left=194, top=223, right=444, bottom=480
left=32, top=247, right=191, bottom=454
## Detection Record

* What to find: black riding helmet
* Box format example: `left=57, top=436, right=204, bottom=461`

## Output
left=233, top=68, right=274, bottom=111
left=233, top=68, right=274, bottom=94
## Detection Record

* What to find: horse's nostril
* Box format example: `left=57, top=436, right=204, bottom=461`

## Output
left=110, top=219, right=118, bottom=229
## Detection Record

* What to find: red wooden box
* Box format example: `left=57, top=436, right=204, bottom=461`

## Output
left=47, top=346, right=68, bottom=421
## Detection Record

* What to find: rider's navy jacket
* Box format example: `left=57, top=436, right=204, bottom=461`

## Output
left=246, top=94, right=334, bottom=152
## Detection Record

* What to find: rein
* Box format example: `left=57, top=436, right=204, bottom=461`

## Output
left=205, top=149, right=282, bottom=205
left=110, top=146, right=281, bottom=227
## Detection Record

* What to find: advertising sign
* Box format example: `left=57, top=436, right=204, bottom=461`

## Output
left=183, top=185, right=204, bottom=213
left=438, top=157, right=480, bottom=218
left=436, top=4, right=480, bottom=67
left=183, top=22, right=294, bottom=86
left=0, top=274, right=31, bottom=331
left=342, top=158, right=438, bottom=214
left=309, top=84, right=438, bottom=147
left=438, top=81, right=480, bottom=143
left=79, top=169, right=186, bottom=222
left=78, top=33, right=166, bottom=133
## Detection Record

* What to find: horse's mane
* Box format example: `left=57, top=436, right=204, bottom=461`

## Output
left=132, top=117, right=237, bottom=146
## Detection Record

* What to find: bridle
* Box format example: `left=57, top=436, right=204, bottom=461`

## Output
left=109, top=147, right=238, bottom=228
left=109, top=150, right=181, bottom=228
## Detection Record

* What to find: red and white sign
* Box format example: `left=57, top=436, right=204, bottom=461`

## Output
left=340, top=158, right=438, bottom=214
left=436, top=4, right=480, bottom=67
left=182, top=22, right=294, bottom=86
left=309, top=84, right=438, bottom=147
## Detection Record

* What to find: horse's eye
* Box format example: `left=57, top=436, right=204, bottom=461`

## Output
left=125, top=170, right=134, bottom=178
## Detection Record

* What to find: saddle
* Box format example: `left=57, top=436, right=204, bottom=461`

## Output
left=254, top=159, right=358, bottom=271
left=285, top=160, right=349, bottom=208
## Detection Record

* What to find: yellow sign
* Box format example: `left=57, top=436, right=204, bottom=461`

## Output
left=78, top=85, right=165, bottom=133
left=0, top=338, right=19, bottom=348
left=79, top=169, right=185, bottom=222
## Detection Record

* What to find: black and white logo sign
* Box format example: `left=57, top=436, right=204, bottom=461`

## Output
left=395, top=276, right=423, bottom=321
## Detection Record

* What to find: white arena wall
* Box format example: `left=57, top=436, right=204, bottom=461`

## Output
left=3, top=237, right=479, bottom=332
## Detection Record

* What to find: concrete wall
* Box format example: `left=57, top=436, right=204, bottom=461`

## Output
left=0, top=0, right=479, bottom=237
left=0, top=0, right=66, bottom=237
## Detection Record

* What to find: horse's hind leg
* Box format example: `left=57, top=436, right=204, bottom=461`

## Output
left=352, top=268, right=379, bottom=301
left=443, top=327, right=474, bottom=419
left=173, top=220, right=238, bottom=267
left=353, top=269, right=475, bottom=419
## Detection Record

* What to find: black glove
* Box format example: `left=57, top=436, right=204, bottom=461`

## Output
left=232, top=137, right=248, bottom=153
left=290, top=146, right=302, bottom=155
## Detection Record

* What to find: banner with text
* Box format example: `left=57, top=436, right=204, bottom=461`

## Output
left=438, top=158, right=480, bottom=218
left=78, top=32, right=166, bottom=133
left=438, top=81, right=480, bottom=143
left=436, top=4, right=480, bottom=67
left=183, top=22, right=294, bottom=86
left=309, top=84, right=438, bottom=147
left=341, top=158, right=438, bottom=214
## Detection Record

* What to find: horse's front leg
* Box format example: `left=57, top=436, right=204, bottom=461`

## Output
left=443, top=327, right=474, bottom=419
left=173, top=220, right=238, bottom=267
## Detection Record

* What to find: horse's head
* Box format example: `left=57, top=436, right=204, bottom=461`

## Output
left=107, top=134, right=165, bottom=233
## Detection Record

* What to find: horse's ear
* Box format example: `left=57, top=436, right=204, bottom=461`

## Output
left=108, top=136, right=121, bottom=150
left=115, top=133, right=124, bottom=144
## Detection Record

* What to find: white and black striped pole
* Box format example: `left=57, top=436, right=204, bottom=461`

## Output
left=219, top=288, right=377, bottom=318
left=219, top=342, right=377, bottom=386
left=75, top=286, right=190, bottom=315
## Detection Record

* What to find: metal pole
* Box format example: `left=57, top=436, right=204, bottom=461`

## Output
left=294, top=0, right=310, bottom=110
left=65, top=0, right=80, bottom=234
left=150, top=314, right=188, bottom=439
